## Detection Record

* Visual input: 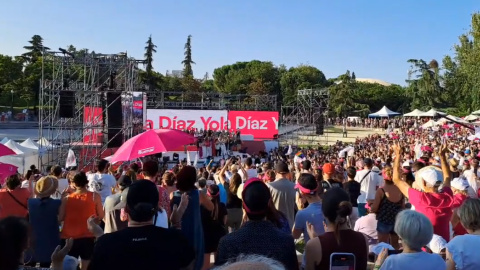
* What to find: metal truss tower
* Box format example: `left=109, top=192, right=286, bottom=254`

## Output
left=39, top=51, right=140, bottom=170
left=280, top=88, right=329, bottom=146
left=145, top=91, right=278, bottom=111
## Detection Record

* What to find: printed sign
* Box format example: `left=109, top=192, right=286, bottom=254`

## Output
left=228, top=111, right=279, bottom=139
left=146, top=109, right=228, bottom=131
left=83, top=107, right=103, bottom=143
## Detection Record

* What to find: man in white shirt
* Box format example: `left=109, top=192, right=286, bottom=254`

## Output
left=88, top=159, right=116, bottom=204
left=51, top=165, right=69, bottom=199
left=355, top=158, right=382, bottom=216
left=238, top=157, right=257, bottom=181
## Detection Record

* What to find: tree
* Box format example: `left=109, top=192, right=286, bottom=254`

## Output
left=144, top=35, right=157, bottom=76
left=22, top=35, right=49, bottom=63
left=182, top=35, right=195, bottom=77
left=328, top=71, right=369, bottom=117
left=0, top=54, right=23, bottom=91
left=405, top=59, right=443, bottom=110
left=279, top=65, right=328, bottom=104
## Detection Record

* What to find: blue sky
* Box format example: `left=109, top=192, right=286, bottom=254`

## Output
left=1, top=0, right=478, bottom=85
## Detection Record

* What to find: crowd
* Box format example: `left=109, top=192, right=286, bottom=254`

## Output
left=1, top=123, right=480, bottom=270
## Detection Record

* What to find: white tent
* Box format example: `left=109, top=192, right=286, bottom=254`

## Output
left=21, top=138, right=41, bottom=149
left=0, top=140, right=39, bottom=173
left=465, top=115, right=479, bottom=121
left=471, top=110, right=480, bottom=115
left=37, top=137, right=52, bottom=148
left=403, top=109, right=425, bottom=117
left=419, top=109, right=446, bottom=117
left=368, top=106, right=400, bottom=118
left=0, top=137, right=9, bottom=144
left=422, top=119, right=438, bottom=128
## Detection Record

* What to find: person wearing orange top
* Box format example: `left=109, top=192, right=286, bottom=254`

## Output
left=0, top=174, right=30, bottom=219
left=59, top=172, right=104, bottom=270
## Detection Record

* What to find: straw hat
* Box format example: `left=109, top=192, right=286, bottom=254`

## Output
left=35, top=176, right=59, bottom=198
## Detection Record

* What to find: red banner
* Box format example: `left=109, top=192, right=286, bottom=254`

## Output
left=227, top=111, right=279, bottom=139
left=83, top=107, right=103, bottom=143
left=133, top=100, right=143, bottom=110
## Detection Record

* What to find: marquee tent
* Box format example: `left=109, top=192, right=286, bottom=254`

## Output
left=465, top=115, right=479, bottom=121
left=0, top=140, right=40, bottom=173
left=368, top=106, right=400, bottom=118
left=37, top=137, right=52, bottom=148
left=21, top=138, right=41, bottom=149
left=471, top=110, right=480, bottom=115
left=421, top=119, right=438, bottom=128
left=0, top=137, right=9, bottom=144
left=419, top=109, right=446, bottom=117
left=403, top=109, right=425, bottom=117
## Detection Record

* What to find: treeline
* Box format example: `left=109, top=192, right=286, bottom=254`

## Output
left=1, top=13, right=480, bottom=116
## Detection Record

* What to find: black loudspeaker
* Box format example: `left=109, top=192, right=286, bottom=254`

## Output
left=106, top=93, right=123, bottom=147
left=315, top=116, right=324, bottom=135
left=107, top=128, right=123, bottom=148
left=59, top=91, right=75, bottom=118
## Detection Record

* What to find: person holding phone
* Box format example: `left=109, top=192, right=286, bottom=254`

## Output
left=304, top=188, right=368, bottom=270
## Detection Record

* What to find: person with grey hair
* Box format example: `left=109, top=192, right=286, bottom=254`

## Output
left=213, top=254, right=285, bottom=270
left=446, top=198, right=480, bottom=270
left=374, top=210, right=446, bottom=270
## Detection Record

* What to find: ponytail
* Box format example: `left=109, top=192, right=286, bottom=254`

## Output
left=333, top=201, right=352, bottom=245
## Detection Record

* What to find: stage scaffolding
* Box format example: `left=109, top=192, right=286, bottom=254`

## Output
left=39, top=51, right=141, bottom=170
left=280, top=88, right=329, bottom=146
left=144, top=91, right=277, bottom=111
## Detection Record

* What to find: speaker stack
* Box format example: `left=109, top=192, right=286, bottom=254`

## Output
left=59, top=91, right=75, bottom=118
left=106, top=92, right=123, bottom=147
left=315, top=116, right=324, bottom=135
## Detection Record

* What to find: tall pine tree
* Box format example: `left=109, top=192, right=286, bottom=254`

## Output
left=144, top=35, right=157, bottom=89
left=22, top=35, right=50, bottom=63
left=182, top=35, right=195, bottom=77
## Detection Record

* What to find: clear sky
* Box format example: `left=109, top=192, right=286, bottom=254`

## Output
left=1, top=0, right=478, bottom=85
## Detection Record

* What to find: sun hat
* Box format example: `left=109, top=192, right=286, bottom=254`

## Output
left=34, top=176, right=59, bottom=198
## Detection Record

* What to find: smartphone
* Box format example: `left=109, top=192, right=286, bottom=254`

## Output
left=388, top=249, right=402, bottom=255
left=330, top=253, right=355, bottom=270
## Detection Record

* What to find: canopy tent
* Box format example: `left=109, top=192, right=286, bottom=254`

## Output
left=403, top=109, right=425, bottom=117
left=37, top=137, right=52, bottom=148
left=419, top=109, right=446, bottom=117
left=0, top=140, right=40, bottom=173
left=421, top=119, right=438, bottom=128
left=21, top=138, right=41, bottom=149
left=0, top=137, right=9, bottom=144
left=368, top=106, right=400, bottom=118
left=444, top=115, right=469, bottom=124
left=471, top=110, right=480, bottom=115
left=465, top=115, right=479, bottom=121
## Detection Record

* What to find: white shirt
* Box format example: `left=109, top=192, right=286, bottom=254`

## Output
left=463, top=169, right=480, bottom=194
left=355, top=168, right=381, bottom=203
left=238, top=168, right=257, bottom=181
left=51, top=178, right=69, bottom=199
left=87, top=173, right=116, bottom=204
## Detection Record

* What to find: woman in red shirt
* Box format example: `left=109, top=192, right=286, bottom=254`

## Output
left=0, top=174, right=30, bottom=219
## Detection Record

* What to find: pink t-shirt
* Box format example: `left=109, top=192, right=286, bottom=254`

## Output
left=408, top=187, right=454, bottom=241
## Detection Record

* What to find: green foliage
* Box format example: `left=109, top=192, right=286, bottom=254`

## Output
left=279, top=65, right=328, bottom=104
left=22, top=35, right=49, bottom=63
left=182, top=35, right=195, bottom=77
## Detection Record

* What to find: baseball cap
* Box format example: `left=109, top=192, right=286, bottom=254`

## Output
left=322, top=163, right=335, bottom=174
left=295, top=173, right=318, bottom=195
left=451, top=177, right=469, bottom=191
left=418, top=167, right=443, bottom=187
left=275, top=161, right=289, bottom=174
left=126, top=180, right=159, bottom=222
left=242, top=178, right=271, bottom=216
left=427, top=234, right=447, bottom=254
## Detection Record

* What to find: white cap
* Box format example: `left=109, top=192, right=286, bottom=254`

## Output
left=427, top=234, right=447, bottom=254
left=451, top=177, right=469, bottom=191
left=419, top=168, right=443, bottom=187
left=402, top=161, right=411, bottom=167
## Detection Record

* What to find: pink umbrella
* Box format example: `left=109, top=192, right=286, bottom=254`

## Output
left=0, top=163, right=18, bottom=185
left=110, top=129, right=196, bottom=163
left=0, top=144, right=15, bottom=157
